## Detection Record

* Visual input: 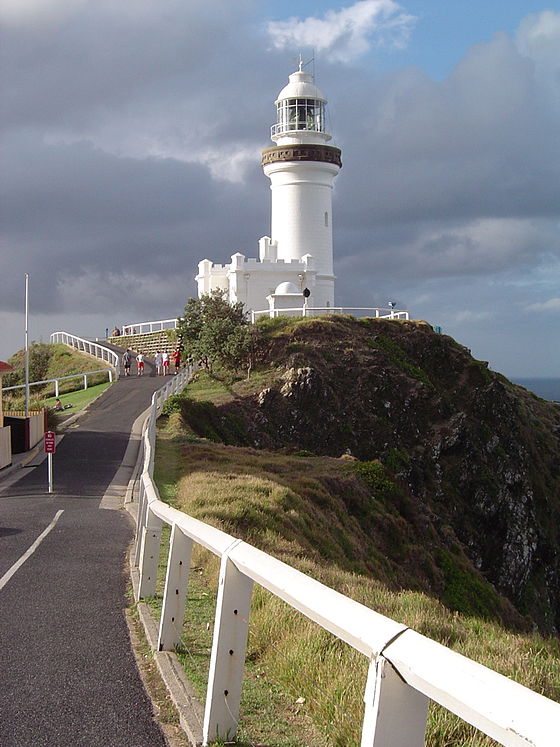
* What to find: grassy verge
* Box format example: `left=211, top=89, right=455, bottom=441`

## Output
left=44, top=381, right=112, bottom=412
left=42, top=381, right=112, bottom=429
left=151, top=376, right=560, bottom=746
left=150, top=433, right=323, bottom=746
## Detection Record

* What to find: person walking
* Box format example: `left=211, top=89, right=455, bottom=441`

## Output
left=136, top=352, right=145, bottom=376
left=122, top=349, right=132, bottom=377
left=162, top=351, right=170, bottom=375
left=154, top=350, right=163, bottom=376
left=171, top=348, right=181, bottom=374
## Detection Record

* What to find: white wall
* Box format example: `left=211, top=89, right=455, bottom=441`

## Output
left=264, top=160, right=339, bottom=278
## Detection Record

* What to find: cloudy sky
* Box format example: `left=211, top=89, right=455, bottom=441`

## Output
left=1, top=0, right=559, bottom=377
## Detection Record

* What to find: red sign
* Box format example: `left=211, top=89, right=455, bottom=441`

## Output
left=44, top=431, right=56, bottom=453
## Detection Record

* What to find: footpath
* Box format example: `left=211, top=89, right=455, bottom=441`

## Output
left=0, top=356, right=179, bottom=747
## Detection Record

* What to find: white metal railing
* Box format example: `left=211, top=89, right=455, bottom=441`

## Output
left=133, top=377, right=560, bottom=746
left=2, top=368, right=114, bottom=398
left=117, top=310, right=409, bottom=336
left=118, top=319, right=178, bottom=336
left=51, top=331, right=120, bottom=376
left=250, top=306, right=410, bottom=323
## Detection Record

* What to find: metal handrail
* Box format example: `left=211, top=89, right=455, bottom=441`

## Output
left=50, top=331, right=120, bottom=376
left=118, top=319, right=178, bottom=336
left=2, top=368, right=114, bottom=397
left=133, top=374, right=560, bottom=746
left=251, top=306, right=410, bottom=322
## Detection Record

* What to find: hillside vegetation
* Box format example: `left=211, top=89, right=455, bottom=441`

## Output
left=3, top=343, right=112, bottom=410
left=154, top=315, right=560, bottom=745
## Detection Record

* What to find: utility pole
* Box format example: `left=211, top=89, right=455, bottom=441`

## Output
left=24, top=273, right=29, bottom=417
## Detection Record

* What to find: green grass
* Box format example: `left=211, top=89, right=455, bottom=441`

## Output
left=143, top=520, right=323, bottom=746
left=4, top=342, right=114, bottom=413
left=43, top=381, right=112, bottom=421
left=150, top=368, right=560, bottom=746
left=152, top=426, right=560, bottom=745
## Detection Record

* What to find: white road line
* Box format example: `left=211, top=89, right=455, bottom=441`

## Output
left=0, top=510, right=64, bottom=592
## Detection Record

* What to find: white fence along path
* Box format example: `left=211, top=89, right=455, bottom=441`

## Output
left=2, top=368, right=114, bottom=397
left=134, top=370, right=560, bottom=746
left=50, top=331, right=121, bottom=376
left=119, top=318, right=179, bottom=336
left=118, top=308, right=410, bottom=336
left=250, top=306, right=410, bottom=322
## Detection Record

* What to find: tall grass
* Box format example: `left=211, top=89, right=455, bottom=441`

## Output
left=153, top=422, right=560, bottom=746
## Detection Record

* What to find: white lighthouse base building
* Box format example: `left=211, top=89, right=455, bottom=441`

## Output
left=196, top=239, right=327, bottom=319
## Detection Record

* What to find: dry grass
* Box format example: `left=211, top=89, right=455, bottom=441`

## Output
left=153, top=422, right=560, bottom=746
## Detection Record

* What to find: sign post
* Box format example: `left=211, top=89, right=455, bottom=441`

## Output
left=44, top=431, right=56, bottom=493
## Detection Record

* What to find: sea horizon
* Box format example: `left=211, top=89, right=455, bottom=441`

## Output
left=511, top=377, right=560, bottom=402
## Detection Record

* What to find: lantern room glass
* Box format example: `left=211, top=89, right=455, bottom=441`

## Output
left=272, top=98, right=326, bottom=137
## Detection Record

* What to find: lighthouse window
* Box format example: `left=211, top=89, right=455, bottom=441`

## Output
left=324, top=211, right=329, bottom=227
left=276, top=98, right=325, bottom=135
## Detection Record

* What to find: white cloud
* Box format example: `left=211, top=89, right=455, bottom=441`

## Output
left=266, top=0, right=416, bottom=63
left=515, top=10, right=560, bottom=115
left=526, top=297, right=560, bottom=312
left=0, top=0, right=86, bottom=26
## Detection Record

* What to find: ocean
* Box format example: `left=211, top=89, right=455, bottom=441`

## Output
left=511, top=378, right=560, bottom=402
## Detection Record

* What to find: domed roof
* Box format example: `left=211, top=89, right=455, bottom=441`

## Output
left=275, top=70, right=327, bottom=104
left=274, top=281, right=300, bottom=295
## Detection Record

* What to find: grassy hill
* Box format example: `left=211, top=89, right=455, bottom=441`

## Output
left=3, top=342, right=113, bottom=411
left=152, top=315, right=560, bottom=746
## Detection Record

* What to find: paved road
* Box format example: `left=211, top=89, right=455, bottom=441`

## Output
left=0, top=357, right=173, bottom=746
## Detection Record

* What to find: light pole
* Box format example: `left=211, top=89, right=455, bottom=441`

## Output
left=303, top=287, right=311, bottom=317
left=24, top=273, right=29, bottom=417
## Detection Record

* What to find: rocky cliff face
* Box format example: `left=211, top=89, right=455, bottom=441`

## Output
left=218, top=316, right=560, bottom=633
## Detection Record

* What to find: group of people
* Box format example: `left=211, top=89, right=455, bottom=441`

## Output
left=122, top=348, right=182, bottom=377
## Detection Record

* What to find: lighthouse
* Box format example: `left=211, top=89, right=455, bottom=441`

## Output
left=261, top=64, right=342, bottom=308
left=196, top=65, right=341, bottom=316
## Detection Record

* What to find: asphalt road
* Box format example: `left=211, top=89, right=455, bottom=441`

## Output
left=0, top=358, right=173, bottom=746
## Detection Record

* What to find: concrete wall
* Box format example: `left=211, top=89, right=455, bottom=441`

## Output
left=28, top=411, right=46, bottom=450
left=0, top=425, right=11, bottom=469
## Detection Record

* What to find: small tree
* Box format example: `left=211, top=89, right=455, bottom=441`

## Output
left=177, top=290, right=254, bottom=377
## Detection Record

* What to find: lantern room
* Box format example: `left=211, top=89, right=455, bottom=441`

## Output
left=271, top=67, right=331, bottom=144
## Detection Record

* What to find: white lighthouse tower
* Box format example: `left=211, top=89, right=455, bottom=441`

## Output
left=261, top=63, right=342, bottom=308
left=196, top=65, right=341, bottom=316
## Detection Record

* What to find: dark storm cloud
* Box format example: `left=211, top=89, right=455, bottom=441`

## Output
left=1, top=1, right=559, bottom=372
left=333, top=29, right=560, bottom=281
left=0, top=133, right=267, bottom=313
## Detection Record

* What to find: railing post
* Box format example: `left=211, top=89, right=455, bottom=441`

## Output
left=157, top=524, right=193, bottom=652
left=361, top=656, right=428, bottom=746
left=203, top=545, right=253, bottom=745
left=55, top=380, right=59, bottom=397
left=83, top=374, right=88, bottom=390
left=137, top=507, right=163, bottom=599
left=134, top=479, right=148, bottom=567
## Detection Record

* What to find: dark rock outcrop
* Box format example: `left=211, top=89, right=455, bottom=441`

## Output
left=217, top=316, right=560, bottom=633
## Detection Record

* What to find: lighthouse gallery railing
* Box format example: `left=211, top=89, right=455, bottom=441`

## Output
left=133, top=373, right=559, bottom=746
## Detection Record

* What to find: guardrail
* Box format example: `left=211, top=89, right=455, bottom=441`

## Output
left=251, top=306, right=409, bottom=322
left=50, top=331, right=120, bottom=376
left=133, top=373, right=560, bottom=745
left=119, top=319, right=178, bottom=336
left=119, top=309, right=410, bottom=336
left=2, top=368, right=114, bottom=398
